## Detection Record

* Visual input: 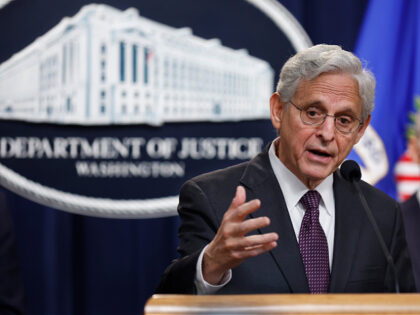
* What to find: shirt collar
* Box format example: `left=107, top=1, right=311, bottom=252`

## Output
left=268, top=139, right=334, bottom=215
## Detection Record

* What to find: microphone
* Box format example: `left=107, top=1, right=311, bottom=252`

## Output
left=340, top=160, right=400, bottom=293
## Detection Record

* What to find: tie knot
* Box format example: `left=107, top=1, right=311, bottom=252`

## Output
left=300, top=190, right=321, bottom=211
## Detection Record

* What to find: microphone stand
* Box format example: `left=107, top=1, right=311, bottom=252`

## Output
left=352, top=179, right=400, bottom=293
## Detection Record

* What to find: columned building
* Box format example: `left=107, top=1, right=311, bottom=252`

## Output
left=0, top=4, right=274, bottom=125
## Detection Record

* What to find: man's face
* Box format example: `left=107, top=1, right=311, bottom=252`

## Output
left=270, top=72, right=370, bottom=189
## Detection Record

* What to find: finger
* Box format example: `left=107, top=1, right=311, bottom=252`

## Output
left=241, top=232, right=279, bottom=249
left=238, top=232, right=279, bottom=250
left=243, top=241, right=278, bottom=257
left=223, top=232, right=278, bottom=252
left=231, top=199, right=261, bottom=222
left=228, top=216, right=271, bottom=236
left=223, top=186, right=245, bottom=221
left=227, top=186, right=246, bottom=212
left=224, top=186, right=261, bottom=224
left=233, top=186, right=246, bottom=208
left=225, top=186, right=259, bottom=221
left=232, top=241, right=278, bottom=260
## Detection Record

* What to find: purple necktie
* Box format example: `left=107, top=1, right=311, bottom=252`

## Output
left=299, top=190, right=330, bottom=293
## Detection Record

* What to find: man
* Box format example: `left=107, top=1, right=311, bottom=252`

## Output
left=399, top=111, right=420, bottom=290
left=156, top=44, right=415, bottom=294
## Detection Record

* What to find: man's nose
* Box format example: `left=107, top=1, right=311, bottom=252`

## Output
left=317, top=115, right=336, bottom=141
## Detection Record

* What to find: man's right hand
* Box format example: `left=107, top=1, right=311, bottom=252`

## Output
left=202, top=186, right=279, bottom=285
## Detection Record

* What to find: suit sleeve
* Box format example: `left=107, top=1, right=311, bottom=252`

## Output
left=388, top=202, right=417, bottom=292
left=0, top=192, right=26, bottom=314
left=155, top=179, right=221, bottom=293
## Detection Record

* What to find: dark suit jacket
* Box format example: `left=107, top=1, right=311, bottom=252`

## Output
left=156, top=148, right=415, bottom=294
left=400, top=194, right=420, bottom=291
left=0, top=192, right=26, bottom=314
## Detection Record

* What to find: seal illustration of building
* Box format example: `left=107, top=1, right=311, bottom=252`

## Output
left=0, top=4, right=274, bottom=125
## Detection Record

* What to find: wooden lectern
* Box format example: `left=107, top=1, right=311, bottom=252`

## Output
left=145, top=294, right=420, bottom=314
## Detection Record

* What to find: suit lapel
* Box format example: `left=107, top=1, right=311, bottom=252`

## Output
left=240, top=149, right=309, bottom=293
left=329, top=172, right=363, bottom=292
left=239, top=149, right=367, bottom=292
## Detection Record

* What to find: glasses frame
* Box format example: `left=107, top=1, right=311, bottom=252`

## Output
left=289, top=101, right=363, bottom=134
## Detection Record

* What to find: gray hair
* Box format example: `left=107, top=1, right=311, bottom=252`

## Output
left=276, top=44, right=375, bottom=121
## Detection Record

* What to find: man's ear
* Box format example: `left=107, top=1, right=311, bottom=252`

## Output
left=270, top=92, right=286, bottom=130
left=354, top=114, right=371, bottom=144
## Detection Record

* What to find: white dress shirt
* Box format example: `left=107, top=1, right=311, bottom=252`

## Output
left=194, top=140, right=336, bottom=294
left=268, top=139, right=335, bottom=267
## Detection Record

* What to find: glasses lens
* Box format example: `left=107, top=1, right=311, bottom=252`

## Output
left=335, top=115, right=358, bottom=133
left=301, top=108, right=324, bottom=125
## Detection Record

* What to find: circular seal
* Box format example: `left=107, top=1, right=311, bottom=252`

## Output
left=0, top=0, right=311, bottom=218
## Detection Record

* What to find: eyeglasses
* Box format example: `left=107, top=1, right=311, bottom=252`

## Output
left=289, top=101, right=363, bottom=134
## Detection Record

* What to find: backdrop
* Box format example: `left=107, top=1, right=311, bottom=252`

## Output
left=0, top=1, right=369, bottom=314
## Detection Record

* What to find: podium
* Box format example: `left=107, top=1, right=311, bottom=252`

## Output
left=145, top=294, right=420, bottom=314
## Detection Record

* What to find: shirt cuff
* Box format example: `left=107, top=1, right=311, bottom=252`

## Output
left=194, top=245, right=232, bottom=294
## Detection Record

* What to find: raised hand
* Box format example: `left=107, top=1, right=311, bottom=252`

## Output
left=202, top=186, right=278, bottom=285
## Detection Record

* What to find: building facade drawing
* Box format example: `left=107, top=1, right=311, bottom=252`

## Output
left=0, top=4, right=274, bottom=125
